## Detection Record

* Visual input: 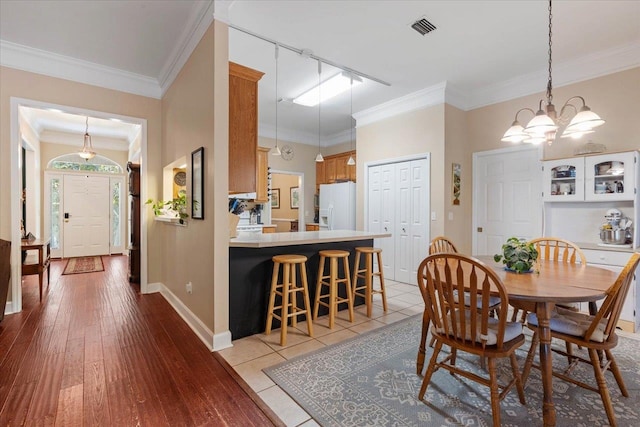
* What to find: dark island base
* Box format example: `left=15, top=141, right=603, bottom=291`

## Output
left=229, top=239, right=372, bottom=340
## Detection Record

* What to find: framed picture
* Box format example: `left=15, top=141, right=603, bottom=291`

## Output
left=452, top=163, right=461, bottom=206
left=191, top=147, right=204, bottom=219
left=290, top=187, right=300, bottom=209
left=271, top=188, right=280, bottom=209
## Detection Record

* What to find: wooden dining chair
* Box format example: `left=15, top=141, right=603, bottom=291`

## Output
left=521, top=252, right=640, bottom=427
left=511, top=237, right=587, bottom=323
left=417, top=253, right=526, bottom=426
left=428, top=236, right=458, bottom=255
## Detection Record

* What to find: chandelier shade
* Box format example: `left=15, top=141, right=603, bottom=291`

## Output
left=502, top=0, right=604, bottom=146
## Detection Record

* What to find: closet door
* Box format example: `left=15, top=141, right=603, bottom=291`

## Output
left=368, top=156, right=430, bottom=284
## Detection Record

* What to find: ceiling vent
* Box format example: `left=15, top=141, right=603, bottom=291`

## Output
left=411, top=17, right=437, bottom=36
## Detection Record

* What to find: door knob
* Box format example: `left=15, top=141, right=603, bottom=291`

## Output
left=477, top=227, right=483, bottom=232
left=384, top=226, right=388, bottom=231
left=402, top=227, right=406, bottom=233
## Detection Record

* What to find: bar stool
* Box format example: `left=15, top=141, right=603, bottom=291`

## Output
left=352, top=247, right=387, bottom=317
left=313, top=250, right=354, bottom=328
left=265, top=254, right=314, bottom=346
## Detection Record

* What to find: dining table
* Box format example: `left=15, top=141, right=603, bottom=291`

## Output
left=416, top=255, right=619, bottom=427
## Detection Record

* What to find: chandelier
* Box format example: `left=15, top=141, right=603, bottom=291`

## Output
left=502, top=0, right=605, bottom=146
left=78, top=116, right=96, bottom=160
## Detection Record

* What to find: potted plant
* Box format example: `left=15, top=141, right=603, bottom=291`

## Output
left=146, top=193, right=189, bottom=223
left=493, top=237, right=539, bottom=273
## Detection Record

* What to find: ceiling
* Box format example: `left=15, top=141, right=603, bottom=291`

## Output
left=1, top=1, right=639, bottom=147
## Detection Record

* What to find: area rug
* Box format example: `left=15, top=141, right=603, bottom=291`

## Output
left=264, top=315, right=640, bottom=427
left=62, top=256, right=104, bottom=275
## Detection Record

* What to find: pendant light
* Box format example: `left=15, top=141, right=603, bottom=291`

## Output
left=78, top=116, right=96, bottom=160
left=502, top=0, right=604, bottom=146
left=315, top=59, right=324, bottom=162
left=346, top=73, right=356, bottom=166
left=271, top=43, right=281, bottom=156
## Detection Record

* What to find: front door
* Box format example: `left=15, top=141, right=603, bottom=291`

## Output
left=473, top=146, right=543, bottom=256
left=63, top=174, right=110, bottom=257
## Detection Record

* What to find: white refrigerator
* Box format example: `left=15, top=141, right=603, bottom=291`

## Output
left=319, top=182, right=356, bottom=230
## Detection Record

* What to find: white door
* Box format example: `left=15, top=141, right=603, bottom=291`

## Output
left=368, top=156, right=430, bottom=284
left=473, top=147, right=543, bottom=256
left=63, top=174, right=110, bottom=257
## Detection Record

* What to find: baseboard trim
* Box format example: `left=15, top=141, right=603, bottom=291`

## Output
left=147, top=282, right=232, bottom=351
left=4, top=300, right=17, bottom=316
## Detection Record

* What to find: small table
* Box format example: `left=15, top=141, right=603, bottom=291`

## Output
left=417, top=256, right=618, bottom=427
left=21, top=238, right=51, bottom=301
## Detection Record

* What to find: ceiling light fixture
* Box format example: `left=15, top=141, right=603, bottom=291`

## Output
left=272, top=43, right=281, bottom=156
left=347, top=73, right=356, bottom=166
left=502, top=0, right=604, bottom=146
left=78, top=116, right=96, bottom=160
left=315, top=60, right=324, bottom=163
left=294, top=72, right=362, bottom=107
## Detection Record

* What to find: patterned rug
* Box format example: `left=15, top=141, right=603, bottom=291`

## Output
left=264, top=315, right=640, bottom=427
left=62, top=256, right=104, bottom=275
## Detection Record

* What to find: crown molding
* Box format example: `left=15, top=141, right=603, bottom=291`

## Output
left=353, top=82, right=446, bottom=128
left=213, top=0, right=234, bottom=24
left=158, top=0, right=217, bottom=94
left=466, top=41, right=640, bottom=110
left=0, top=40, right=162, bottom=99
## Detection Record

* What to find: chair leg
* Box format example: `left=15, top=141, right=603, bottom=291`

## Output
left=588, top=348, right=617, bottom=427
left=300, top=264, right=314, bottom=338
left=521, top=331, right=539, bottom=386
left=313, top=256, right=325, bottom=320
left=509, top=353, right=526, bottom=405
left=416, top=309, right=430, bottom=376
left=342, top=257, right=354, bottom=323
left=419, top=339, right=443, bottom=400
left=487, top=357, right=501, bottom=427
left=265, top=262, right=280, bottom=335
left=605, top=349, right=629, bottom=397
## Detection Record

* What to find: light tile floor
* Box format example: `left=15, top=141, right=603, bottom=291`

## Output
left=218, top=279, right=424, bottom=427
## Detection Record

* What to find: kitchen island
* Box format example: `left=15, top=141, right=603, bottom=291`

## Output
left=229, top=230, right=391, bottom=339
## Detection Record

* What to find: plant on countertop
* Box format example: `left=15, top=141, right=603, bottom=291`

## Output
left=493, top=237, right=539, bottom=273
left=146, top=193, right=189, bottom=221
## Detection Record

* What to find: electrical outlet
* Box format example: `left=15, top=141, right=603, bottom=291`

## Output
left=186, top=282, right=192, bottom=294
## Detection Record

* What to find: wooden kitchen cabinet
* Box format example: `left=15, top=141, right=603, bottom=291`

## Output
left=229, top=62, right=264, bottom=195
left=255, top=146, right=269, bottom=202
left=324, top=157, right=337, bottom=183
left=315, top=150, right=356, bottom=188
left=305, top=224, right=319, bottom=231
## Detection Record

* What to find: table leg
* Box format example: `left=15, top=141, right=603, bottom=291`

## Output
left=38, top=272, right=43, bottom=302
left=536, top=302, right=556, bottom=426
left=416, top=308, right=430, bottom=375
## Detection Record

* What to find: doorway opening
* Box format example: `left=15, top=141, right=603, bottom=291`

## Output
left=268, top=170, right=305, bottom=232
left=8, top=97, right=149, bottom=314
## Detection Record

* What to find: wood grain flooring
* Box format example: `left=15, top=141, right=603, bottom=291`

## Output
left=0, top=255, right=283, bottom=426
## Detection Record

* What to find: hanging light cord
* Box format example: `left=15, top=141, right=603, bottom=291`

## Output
left=275, top=44, right=279, bottom=148
left=350, top=74, right=353, bottom=150
left=85, top=116, right=89, bottom=135
left=546, top=0, right=553, bottom=106
left=318, top=59, right=321, bottom=154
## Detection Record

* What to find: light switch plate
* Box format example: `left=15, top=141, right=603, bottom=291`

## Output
left=431, top=212, right=436, bottom=221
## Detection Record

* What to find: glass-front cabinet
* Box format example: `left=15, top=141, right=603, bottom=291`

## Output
left=542, top=158, right=584, bottom=201
left=585, top=151, right=637, bottom=201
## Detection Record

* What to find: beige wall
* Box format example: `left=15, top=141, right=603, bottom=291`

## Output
left=467, top=68, right=640, bottom=158
left=356, top=105, right=446, bottom=238
left=160, top=22, right=229, bottom=336
left=0, top=66, right=162, bottom=305
left=271, top=173, right=300, bottom=221
left=444, top=104, right=472, bottom=253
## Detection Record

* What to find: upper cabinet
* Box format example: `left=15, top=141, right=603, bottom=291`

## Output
left=542, top=158, right=584, bottom=201
left=585, top=152, right=637, bottom=202
left=255, top=146, right=269, bottom=202
left=316, top=150, right=356, bottom=189
left=543, top=151, right=638, bottom=202
left=229, top=62, right=264, bottom=195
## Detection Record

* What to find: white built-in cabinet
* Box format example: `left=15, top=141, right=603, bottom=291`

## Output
left=542, top=150, right=640, bottom=332
left=367, top=156, right=430, bottom=285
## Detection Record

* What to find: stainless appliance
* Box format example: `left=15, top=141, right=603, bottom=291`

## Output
left=599, top=208, right=632, bottom=246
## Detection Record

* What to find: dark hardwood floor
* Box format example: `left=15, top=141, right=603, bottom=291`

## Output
left=0, top=255, right=283, bottom=426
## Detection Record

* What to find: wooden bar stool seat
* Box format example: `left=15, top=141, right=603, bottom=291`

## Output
left=265, top=254, right=314, bottom=346
left=313, top=249, right=354, bottom=328
left=352, top=247, right=387, bottom=317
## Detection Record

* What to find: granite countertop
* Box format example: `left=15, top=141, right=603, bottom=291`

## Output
left=229, top=230, right=392, bottom=248
left=576, top=242, right=638, bottom=253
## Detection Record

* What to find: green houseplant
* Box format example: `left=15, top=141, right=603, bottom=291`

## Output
left=146, top=193, right=189, bottom=222
left=493, top=237, right=539, bottom=273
